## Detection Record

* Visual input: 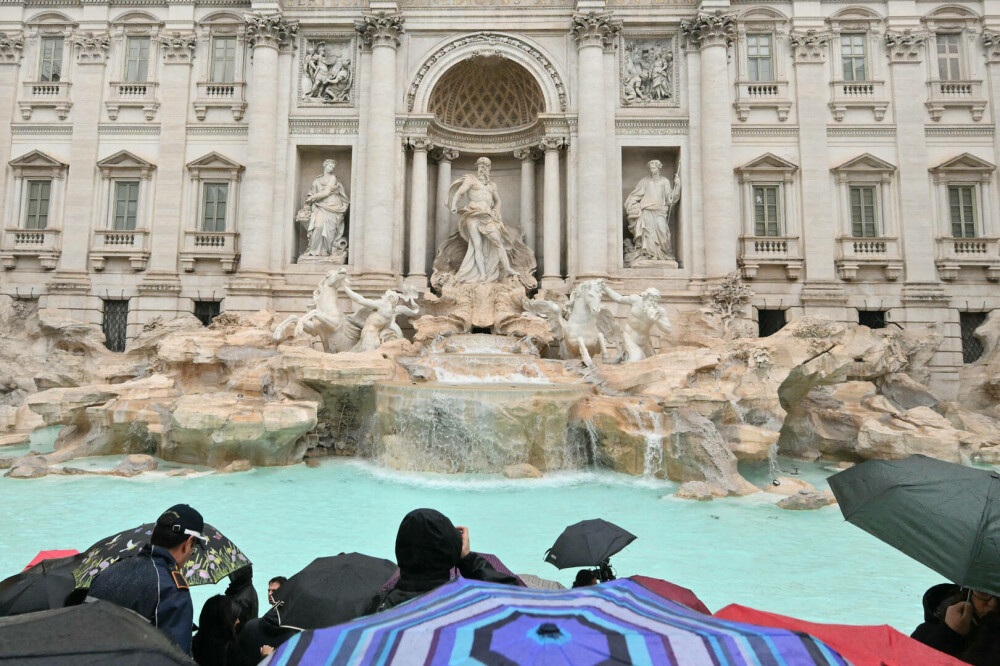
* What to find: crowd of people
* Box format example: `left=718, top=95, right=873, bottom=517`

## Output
left=34, top=502, right=1000, bottom=665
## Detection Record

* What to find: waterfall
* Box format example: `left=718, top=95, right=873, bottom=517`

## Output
left=621, top=402, right=665, bottom=478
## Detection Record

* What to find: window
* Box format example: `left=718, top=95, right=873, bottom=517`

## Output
left=949, top=186, right=977, bottom=238
left=124, top=36, right=150, bottom=83
left=937, top=34, right=961, bottom=81
left=102, top=299, right=129, bottom=352
left=202, top=183, right=228, bottom=232
left=211, top=37, right=237, bottom=83
left=850, top=186, right=878, bottom=237
left=113, top=181, right=140, bottom=231
left=193, top=301, right=222, bottom=327
left=841, top=33, right=867, bottom=82
left=960, top=311, right=987, bottom=364
left=858, top=310, right=887, bottom=329
left=38, top=37, right=63, bottom=82
left=24, top=180, right=51, bottom=230
left=757, top=309, right=786, bottom=338
left=753, top=185, right=780, bottom=236
left=747, top=34, right=773, bottom=82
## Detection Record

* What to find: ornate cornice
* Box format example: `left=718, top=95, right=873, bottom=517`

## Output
left=11, top=124, right=73, bottom=136
left=983, top=30, right=1000, bottom=64
left=571, top=12, right=622, bottom=51
left=681, top=10, right=736, bottom=50
left=730, top=125, right=798, bottom=138
left=615, top=118, right=689, bottom=136
left=355, top=12, right=404, bottom=50
left=0, top=31, right=24, bottom=65
left=885, top=29, right=925, bottom=63
left=789, top=30, right=831, bottom=64
left=244, top=12, right=297, bottom=50
left=70, top=31, right=110, bottom=64
left=98, top=124, right=161, bottom=135
left=187, top=125, right=249, bottom=135
left=287, top=117, right=359, bottom=135
left=161, top=32, right=197, bottom=64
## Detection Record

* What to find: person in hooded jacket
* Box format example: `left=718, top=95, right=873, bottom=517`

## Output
left=230, top=605, right=298, bottom=666
left=365, top=508, right=519, bottom=615
left=224, top=564, right=258, bottom=628
left=192, top=595, right=239, bottom=666
left=911, top=582, right=999, bottom=657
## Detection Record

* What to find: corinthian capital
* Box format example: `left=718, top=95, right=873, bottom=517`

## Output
left=245, top=12, right=298, bottom=50
left=70, top=31, right=110, bottom=64
left=983, top=30, right=1000, bottom=63
left=355, top=12, right=405, bottom=50
left=0, top=31, right=24, bottom=65
left=161, top=32, right=197, bottom=64
left=885, top=29, right=926, bottom=62
left=681, top=11, right=736, bottom=50
left=571, top=12, right=622, bottom=51
left=789, top=30, right=832, bottom=63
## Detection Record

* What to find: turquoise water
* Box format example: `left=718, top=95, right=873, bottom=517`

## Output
left=0, top=452, right=942, bottom=633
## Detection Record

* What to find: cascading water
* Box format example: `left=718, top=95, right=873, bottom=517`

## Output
left=620, top=402, right=666, bottom=478
left=767, top=442, right=782, bottom=482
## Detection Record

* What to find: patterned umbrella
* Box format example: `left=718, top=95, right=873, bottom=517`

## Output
left=74, top=523, right=249, bottom=587
left=268, top=578, right=848, bottom=666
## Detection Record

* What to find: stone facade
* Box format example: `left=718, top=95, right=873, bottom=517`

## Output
left=1, top=0, right=999, bottom=396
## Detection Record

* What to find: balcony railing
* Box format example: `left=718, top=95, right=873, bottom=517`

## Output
left=19, top=81, right=72, bottom=120
left=935, top=237, right=1000, bottom=281
left=193, top=81, right=247, bottom=121
left=734, top=80, right=791, bottom=121
left=926, top=80, right=986, bottom=121
left=1, top=227, right=61, bottom=269
left=739, top=235, right=803, bottom=280
left=835, top=236, right=903, bottom=281
left=829, top=80, right=888, bottom=121
left=106, top=81, right=159, bottom=121
left=180, top=230, right=239, bottom=272
left=90, top=229, right=150, bottom=271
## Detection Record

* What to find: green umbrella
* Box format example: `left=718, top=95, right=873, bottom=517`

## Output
left=829, top=455, right=1000, bottom=596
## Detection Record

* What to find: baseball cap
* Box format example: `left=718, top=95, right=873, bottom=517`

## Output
left=156, top=504, right=207, bottom=544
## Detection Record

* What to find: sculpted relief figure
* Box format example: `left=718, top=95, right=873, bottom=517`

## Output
left=302, top=40, right=352, bottom=103
left=624, top=160, right=680, bottom=266
left=523, top=280, right=620, bottom=367
left=603, top=286, right=672, bottom=362
left=342, top=283, right=420, bottom=352
left=622, top=39, right=674, bottom=104
left=297, top=159, right=349, bottom=263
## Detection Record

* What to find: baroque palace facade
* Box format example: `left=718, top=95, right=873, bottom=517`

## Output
left=1, top=0, right=999, bottom=395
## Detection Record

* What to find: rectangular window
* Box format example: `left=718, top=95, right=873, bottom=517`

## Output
left=960, top=311, right=988, bottom=364
left=211, top=37, right=237, bottom=83
left=937, top=34, right=961, bottom=81
left=858, top=310, right=887, bottom=330
left=849, top=185, right=878, bottom=238
left=202, top=183, right=229, bottom=232
left=752, top=185, right=780, bottom=237
left=124, top=36, right=150, bottom=83
left=757, top=309, right=786, bottom=338
left=949, top=186, right=977, bottom=238
left=38, top=37, right=63, bottom=82
left=841, top=33, right=867, bottom=82
left=102, top=299, right=129, bottom=352
left=113, top=181, right=140, bottom=231
left=193, top=301, right=222, bottom=327
left=747, top=34, right=773, bottom=82
left=24, top=180, right=51, bottom=230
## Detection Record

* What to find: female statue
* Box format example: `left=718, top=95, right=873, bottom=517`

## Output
left=300, top=159, right=349, bottom=261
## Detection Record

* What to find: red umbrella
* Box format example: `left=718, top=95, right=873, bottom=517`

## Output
left=629, top=575, right=711, bottom=614
left=23, top=551, right=79, bottom=571
left=715, top=603, right=966, bottom=666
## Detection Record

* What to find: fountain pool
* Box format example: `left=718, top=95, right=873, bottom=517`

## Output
left=0, top=453, right=943, bottom=633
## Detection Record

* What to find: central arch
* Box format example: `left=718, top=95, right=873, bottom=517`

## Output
left=429, top=56, right=545, bottom=131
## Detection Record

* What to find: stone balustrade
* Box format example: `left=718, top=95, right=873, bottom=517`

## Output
left=738, top=235, right=802, bottom=280
left=106, top=81, right=159, bottom=121
left=829, top=80, right=888, bottom=121
left=18, top=81, right=72, bottom=120
left=193, top=81, right=247, bottom=121
left=835, top=236, right=903, bottom=281
left=734, top=80, right=791, bottom=121
left=925, top=80, right=987, bottom=121
left=90, top=228, right=150, bottom=271
left=0, top=227, right=61, bottom=270
left=179, top=230, right=239, bottom=273
left=935, top=237, right=1000, bottom=282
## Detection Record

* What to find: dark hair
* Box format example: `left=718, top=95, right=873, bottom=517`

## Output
left=150, top=523, right=189, bottom=550
left=192, top=595, right=236, bottom=666
left=269, top=576, right=287, bottom=586
left=572, top=569, right=597, bottom=588
left=960, top=611, right=1000, bottom=666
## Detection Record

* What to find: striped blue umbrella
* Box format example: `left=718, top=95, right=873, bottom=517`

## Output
left=269, top=578, right=848, bottom=665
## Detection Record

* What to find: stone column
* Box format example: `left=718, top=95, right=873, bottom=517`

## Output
left=242, top=13, right=297, bottom=277
left=682, top=11, right=738, bottom=278
left=433, top=148, right=458, bottom=253
left=0, top=33, right=22, bottom=216
left=356, top=11, right=404, bottom=280
left=571, top=11, right=621, bottom=280
left=513, top=148, right=537, bottom=251
left=406, top=137, right=431, bottom=285
left=983, top=32, right=1000, bottom=215
left=540, top=137, right=565, bottom=288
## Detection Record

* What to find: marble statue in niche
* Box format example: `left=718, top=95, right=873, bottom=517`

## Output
left=301, top=40, right=353, bottom=103
left=624, top=159, right=680, bottom=266
left=621, top=38, right=674, bottom=105
left=296, top=159, right=349, bottom=264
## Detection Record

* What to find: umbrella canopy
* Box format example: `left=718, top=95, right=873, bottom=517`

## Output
left=74, top=522, right=249, bottom=587
left=0, top=599, right=195, bottom=665
left=274, top=553, right=398, bottom=630
left=23, top=550, right=80, bottom=571
left=379, top=552, right=524, bottom=591
left=544, top=518, right=636, bottom=569
left=629, top=575, right=711, bottom=615
left=829, top=455, right=1000, bottom=596
left=268, top=577, right=849, bottom=666
left=715, top=603, right=967, bottom=666
left=0, top=567, right=77, bottom=617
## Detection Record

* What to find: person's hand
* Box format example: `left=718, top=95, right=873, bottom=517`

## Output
left=261, top=645, right=275, bottom=657
left=457, top=526, right=470, bottom=558
left=945, top=601, right=975, bottom=636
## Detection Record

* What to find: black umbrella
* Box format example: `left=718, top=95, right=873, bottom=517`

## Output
left=829, top=455, right=1000, bottom=596
left=274, top=553, right=398, bottom=630
left=544, top=519, right=637, bottom=577
left=0, top=599, right=195, bottom=664
left=0, top=562, right=77, bottom=617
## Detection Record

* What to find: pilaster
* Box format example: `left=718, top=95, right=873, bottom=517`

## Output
left=0, top=33, right=23, bottom=230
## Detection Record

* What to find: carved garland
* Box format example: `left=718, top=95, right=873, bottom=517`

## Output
left=681, top=11, right=736, bottom=49
left=406, top=32, right=568, bottom=113
left=0, top=31, right=24, bottom=65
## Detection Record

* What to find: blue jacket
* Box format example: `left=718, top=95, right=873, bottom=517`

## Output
left=87, top=543, right=194, bottom=653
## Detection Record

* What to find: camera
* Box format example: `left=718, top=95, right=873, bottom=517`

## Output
left=597, top=560, right=616, bottom=583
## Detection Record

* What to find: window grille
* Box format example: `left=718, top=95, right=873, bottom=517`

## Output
left=850, top=186, right=878, bottom=238
left=753, top=185, right=780, bottom=236
left=193, top=301, right=221, bottom=327
left=39, top=37, right=63, bottom=82
left=949, top=186, right=977, bottom=238
left=841, top=33, right=867, bottom=82
left=757, top=309, right=786, bottom=338
left=747, top=34, right=773, bottom=82
left=960, top=311, right=987, bottom=364
left=211, top=37, right=237, bottom=83
left=102, top=299, right=129, bottom=352
left=858, top=310, right=887, bottom=330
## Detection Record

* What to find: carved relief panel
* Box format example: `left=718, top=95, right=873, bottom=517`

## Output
left=619, top=35, right=678, bottom=107
left=298, top=34, right=357, bottom=106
